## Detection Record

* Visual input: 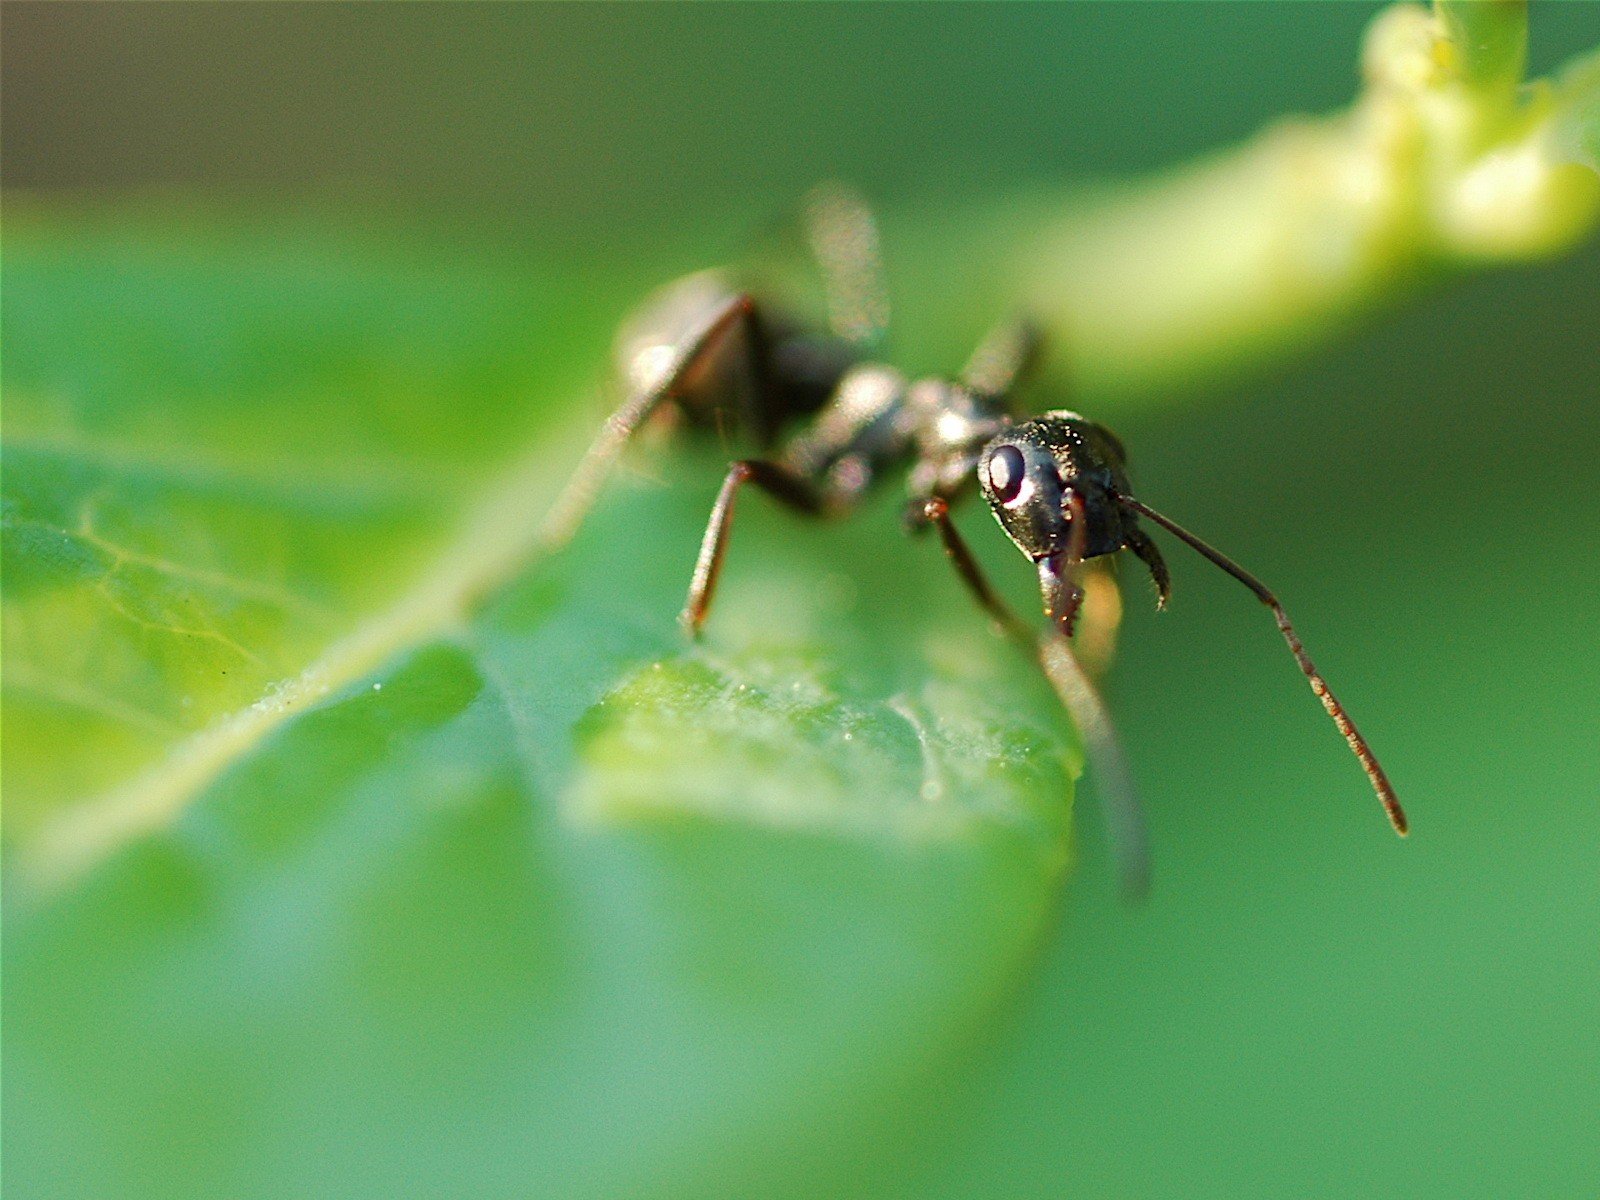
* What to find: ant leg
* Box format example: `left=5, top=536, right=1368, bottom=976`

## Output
left=1073, top=566, right=1124, bottom=680
left=802, top=182, right=891, bottom=352
left=899, top=460, right=947, bottom=536
left=924, top=493, right=1151, bottom=898
left=961, top=318, right=1044, bottom=403
left=1044, top=491, right=1151, bottom=895
left=681, top=459, right=826, bottom=637
left=1124, top=524, right=1172, bottom=609
left=1038, top=491, right=1091, bottom=637
left=539, top=293, right=756, bottom=550
left=1035, top=626, right=1152, bottom=900
left=920, top=497, right=1032, bottom=644
left=1071, top=520, right=1167, bottom=677
left=1118, top=495, right=1408, bottom=836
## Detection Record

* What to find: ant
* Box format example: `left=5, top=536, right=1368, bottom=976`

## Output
left=540, top=184, right=1407, bottom=896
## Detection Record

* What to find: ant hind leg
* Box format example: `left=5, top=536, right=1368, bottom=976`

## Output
left=539, top=292, right=758, bottom=550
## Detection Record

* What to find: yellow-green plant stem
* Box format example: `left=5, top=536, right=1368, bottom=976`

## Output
left=1010, top=1, right=1600, bottom=404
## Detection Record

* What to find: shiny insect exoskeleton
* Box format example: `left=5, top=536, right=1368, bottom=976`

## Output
left=541, top=185, right=1407, bottom=895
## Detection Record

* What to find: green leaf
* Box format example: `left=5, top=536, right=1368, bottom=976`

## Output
left=2, top=206, right=1076, bottom=1199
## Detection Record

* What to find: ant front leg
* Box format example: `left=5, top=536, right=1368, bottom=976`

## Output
left=921, top=492, right=1151, bottom=898
left=920, top=497, right=1032, bottom=645
left=681, top=460, right=827, bottom=637
left=1038, top=491, right=1091, bottom=637
left=1072, top=566, right=1124, bottom=681
left=1124, top=524, right=1171, bottom=610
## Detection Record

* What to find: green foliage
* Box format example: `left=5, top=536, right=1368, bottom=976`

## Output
left=3, top=208, right=1075, bottom=1200
left=6, top=6, right=1599, bottom=1197
left=1008, top=0, right=1600, bottom=404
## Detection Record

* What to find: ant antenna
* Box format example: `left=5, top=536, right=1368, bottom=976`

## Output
left=1118, top=496, right=1408, bottom=837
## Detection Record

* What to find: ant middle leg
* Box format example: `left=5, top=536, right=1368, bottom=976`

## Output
left=960, top=318, right=1044, bottom=402
left=681, top=460, right=829, bottom=637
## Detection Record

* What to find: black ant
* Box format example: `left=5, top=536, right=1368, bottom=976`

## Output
left=541, top=185, right=1407, bottom=895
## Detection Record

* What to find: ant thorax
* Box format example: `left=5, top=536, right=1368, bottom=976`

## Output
left=779, top=363, right=911, bottom=504
left=903, top=378, right=1013, bottom=501
left=778, top=368, right=1011, bottom=512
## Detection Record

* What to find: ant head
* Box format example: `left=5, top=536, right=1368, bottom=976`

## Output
left=978, top=414, right=1127, bottom=561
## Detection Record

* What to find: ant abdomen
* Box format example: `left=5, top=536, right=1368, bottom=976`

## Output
left=614, top=270, right=856, bottom=449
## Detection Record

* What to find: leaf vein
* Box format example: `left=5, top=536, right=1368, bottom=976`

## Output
left=13, top=407, right=596, bottom=901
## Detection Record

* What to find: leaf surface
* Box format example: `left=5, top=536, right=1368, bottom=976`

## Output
left=2, top=206, right=1076, bottom=1199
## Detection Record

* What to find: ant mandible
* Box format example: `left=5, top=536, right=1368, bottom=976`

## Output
left=540, top=184, right=1407, bottom=896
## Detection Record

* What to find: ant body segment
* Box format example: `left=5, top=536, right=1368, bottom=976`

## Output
left=542, top=186, right=1407, bottom=895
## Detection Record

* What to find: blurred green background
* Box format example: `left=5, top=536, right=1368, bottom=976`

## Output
left=5, top=4, right=1599, bottom=1199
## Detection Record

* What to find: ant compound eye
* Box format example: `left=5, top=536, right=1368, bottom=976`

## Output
left=985, top=444, right=1027, bottom=504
